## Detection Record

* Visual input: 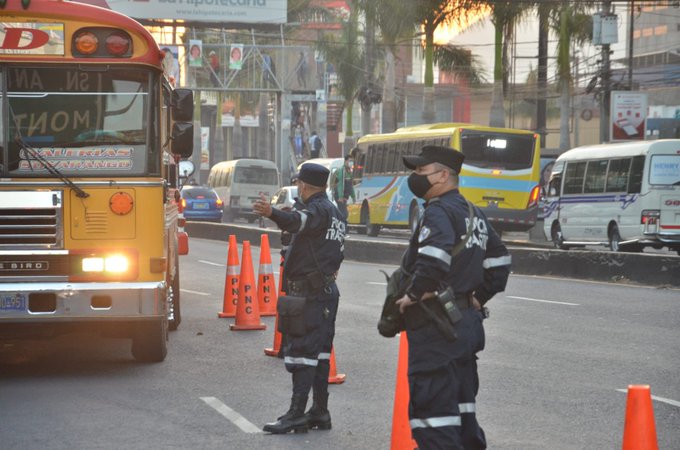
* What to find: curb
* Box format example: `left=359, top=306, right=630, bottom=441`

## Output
left=186, top=222, right=680, bottom=288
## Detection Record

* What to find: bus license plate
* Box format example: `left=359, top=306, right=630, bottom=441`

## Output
left=193, top=202, right=208, bottom=209
left=0, top=294, right=26, bottom=311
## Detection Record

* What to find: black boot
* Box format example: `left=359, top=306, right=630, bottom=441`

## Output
left=263, top=394, right=309, bottom=434
left=304, top=392, right=332, bottom=430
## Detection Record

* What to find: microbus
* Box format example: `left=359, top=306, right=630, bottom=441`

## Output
left=208, top=159, right=280, bottom=222
left=542, top=140, right=680, bottom=254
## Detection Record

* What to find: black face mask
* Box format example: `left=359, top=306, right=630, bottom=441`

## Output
left=407, top=172, right=433, bottom=198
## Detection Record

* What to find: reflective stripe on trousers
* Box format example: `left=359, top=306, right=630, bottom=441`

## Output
left=409, top=402, right=476, bottom=429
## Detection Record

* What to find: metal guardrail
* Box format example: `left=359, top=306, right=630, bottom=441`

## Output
left=186, top=222, right=680, bottom=288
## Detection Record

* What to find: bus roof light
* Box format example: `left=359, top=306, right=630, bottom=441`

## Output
left=74, top=31, right=98, bottom=55
left=106, top=31, right=131, bottom=57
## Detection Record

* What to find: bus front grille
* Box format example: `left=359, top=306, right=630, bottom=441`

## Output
left=0, top=191, right=63, bottom=249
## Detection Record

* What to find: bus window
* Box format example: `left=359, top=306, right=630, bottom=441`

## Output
left=605, top=158, right=631, bottom=192
left=649, top=154, right=680, bottom=185
left=563, top=161, right=587, bottom=194
left=460, top=130, right=535, bottom=170
left=628, top=156, right=645, bottom=193
left=584, top=160, right=608, bottom=193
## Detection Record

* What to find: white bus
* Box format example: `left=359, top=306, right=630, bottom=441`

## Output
left=542, top=140, right=680, bottom=254
left=207, top=159, right=280, bottom=222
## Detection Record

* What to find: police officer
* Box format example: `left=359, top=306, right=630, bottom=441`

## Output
left=395, top=145, right=511, bottom=449
left=253, top=163, right=346, bottom=434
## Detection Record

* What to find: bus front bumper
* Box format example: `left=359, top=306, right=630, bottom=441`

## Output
left=483, top=206, right=538, bottom=232
left=0, top=281, right=166, bottom=323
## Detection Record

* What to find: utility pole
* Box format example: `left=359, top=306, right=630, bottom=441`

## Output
left=628, top=0, right=635, bottom=89
left=599, top=0, right=612, bottom=143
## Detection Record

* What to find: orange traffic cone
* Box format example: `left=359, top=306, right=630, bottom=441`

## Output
left=328, top=347, right=346, bottom=384
left=265, top=254, right=286, bottom=357
left=622, top=385, right=659, bottom=450
left=230, top=241, right=266, bottom=331
left=391, top=332, right=417, bottom=450
left=257, top=234, right=277, bottom=317
left=218, top=234, right=239, bottom=318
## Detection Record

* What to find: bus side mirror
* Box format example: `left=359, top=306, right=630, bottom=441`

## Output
left=171, top=122, right=194, bottom=158
left=172, top=89, right=194, bottom=122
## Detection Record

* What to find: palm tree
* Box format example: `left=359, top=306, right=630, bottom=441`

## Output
left=550, top=2, right=592, bottom=150
left=433, top=44, right=487, bottom=85
left=373, top=0, right=418, bottom=133
left=486, top=1, right=532, bottom=127
left=413, top=0, right=484, bottom=123
left=316, top=2, right=364, bottom=150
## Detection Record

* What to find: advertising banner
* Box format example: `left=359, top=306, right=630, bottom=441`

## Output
left=229, top=44, right=243, bottom=70
left=610, top=91, right=648, bottom=141
left=74, top=0, right=287, bottom=24
left=201, top=127, right=210, bottom=170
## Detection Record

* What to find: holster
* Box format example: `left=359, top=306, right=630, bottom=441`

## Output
left=276, top=295, right=308, bottom=337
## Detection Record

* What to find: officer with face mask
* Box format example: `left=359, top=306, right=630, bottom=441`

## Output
left=253, top=163, right=346, bottom=435
left=394, top=145, right=511, bottom=449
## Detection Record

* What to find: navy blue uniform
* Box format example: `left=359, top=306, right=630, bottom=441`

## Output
left=403, top=189, right=510, bottom=450
left=269, top=191, right=345, bottom=398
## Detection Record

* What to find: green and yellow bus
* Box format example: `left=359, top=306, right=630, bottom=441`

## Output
left=347, top=123, right=542, bottom=236
left=0, top=0, right=194, bottom=361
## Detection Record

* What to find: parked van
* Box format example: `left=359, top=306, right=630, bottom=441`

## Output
left=296, top=158, right=344, bottom=204
left=208, top=159, right=280, bottom=222
left=542, top=140, right=680, bottom=254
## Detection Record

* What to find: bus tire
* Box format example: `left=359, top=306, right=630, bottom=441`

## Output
left=168, top=257, right=181, bottom=331
left=551, top=222, right=569, bottom=250
left=609, top=224, right=621, bottom=252
left=131, top=318, right=168, bottom=363
left=409, top=203, right=420, bottom=234
left=357, top=205, right=369, bottom=235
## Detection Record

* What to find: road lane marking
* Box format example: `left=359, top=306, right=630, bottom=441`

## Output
left=181, top=289, right=211, bottom=296
left=506, top=295, right=579, bottom=306
left=616, top=389, right=680, bottom=408
left=200, top=397, right=261, bottom=433
left=367, top=282, right=387, bottom=286
left=198, top=260, right=225, bottom=267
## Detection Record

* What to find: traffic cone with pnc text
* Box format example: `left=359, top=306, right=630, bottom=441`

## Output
left=218, top=234, right=239, bottom=318
left=622, top=384, right=658, bottom=450
left=230, top=240, right=266, bottom=331
left=257, top=234, right=277, bottom=316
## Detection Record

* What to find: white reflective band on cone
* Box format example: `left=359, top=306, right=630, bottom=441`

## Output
left=410, top=415, right=461, bottom=429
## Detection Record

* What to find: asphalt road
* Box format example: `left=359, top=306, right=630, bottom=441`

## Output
left=0, top=237, right=678, bottom=449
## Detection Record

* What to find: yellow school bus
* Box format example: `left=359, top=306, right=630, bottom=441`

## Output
left=0, top=0, right=194, bottom=361
left=347, top=123, right=541, bottom=236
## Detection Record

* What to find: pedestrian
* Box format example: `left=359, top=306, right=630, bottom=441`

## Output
left=332, top=153, right=355, bottom=220
left=252, top=163, right=346, bottom=435
left=309, top=131, right=323, bottom=159
left=394, top=145, right=511, bottom=449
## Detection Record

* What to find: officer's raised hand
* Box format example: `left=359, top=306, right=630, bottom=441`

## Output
left=252, top=194, right=272, bottom=218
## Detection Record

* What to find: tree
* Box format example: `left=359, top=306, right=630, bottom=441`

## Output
left=413, top=0, right=484, bottom=123
left=550, top=2, right=592, bottom=151
left=486, top=1, right=532, bottom=127
left=373, top=0, right=418, bottom=133
left=433, top=44, right=487, bottom=85
left=316, top=2, right=364, bottom=150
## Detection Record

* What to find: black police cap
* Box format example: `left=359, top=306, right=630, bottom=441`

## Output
left=297, top=162, right=329, bottom=187
left=402, top=145, right=465, bottom=173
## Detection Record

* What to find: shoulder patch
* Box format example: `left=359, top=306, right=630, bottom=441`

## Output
left=418, top=225, right=431, bottom=242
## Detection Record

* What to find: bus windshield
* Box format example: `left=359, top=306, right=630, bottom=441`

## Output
left=234, top=167, right=278, bottom=184
left=460, top=130, right=535, bottom=170
left=3, top=66, right=151, bottom=177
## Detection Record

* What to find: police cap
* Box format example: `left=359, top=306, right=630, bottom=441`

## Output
left=402, top=145, right=465, bottom=174
left=297, top=163, right=329, bottom=187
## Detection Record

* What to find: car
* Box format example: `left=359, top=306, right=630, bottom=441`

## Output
left=270, top=186, right=297, bottom=211
left=180, top=186, right=223, bottom=222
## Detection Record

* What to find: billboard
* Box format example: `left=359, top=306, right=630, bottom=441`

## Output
left=610, top=91, right=648, bottom=141
left=75, top=0, right=288, bottom=24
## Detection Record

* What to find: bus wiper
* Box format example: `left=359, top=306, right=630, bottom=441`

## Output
left=15, top=136, right=90, bottom=198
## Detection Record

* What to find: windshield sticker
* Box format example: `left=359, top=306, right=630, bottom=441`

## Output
left=17, top=147, right=134, bottom=172
left=0, top=23, right=65, bottom=55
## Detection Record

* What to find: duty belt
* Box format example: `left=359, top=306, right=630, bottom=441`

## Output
left=454, top=293, right=473, bottom=310
left=287, top=275, right=336, bottom=295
